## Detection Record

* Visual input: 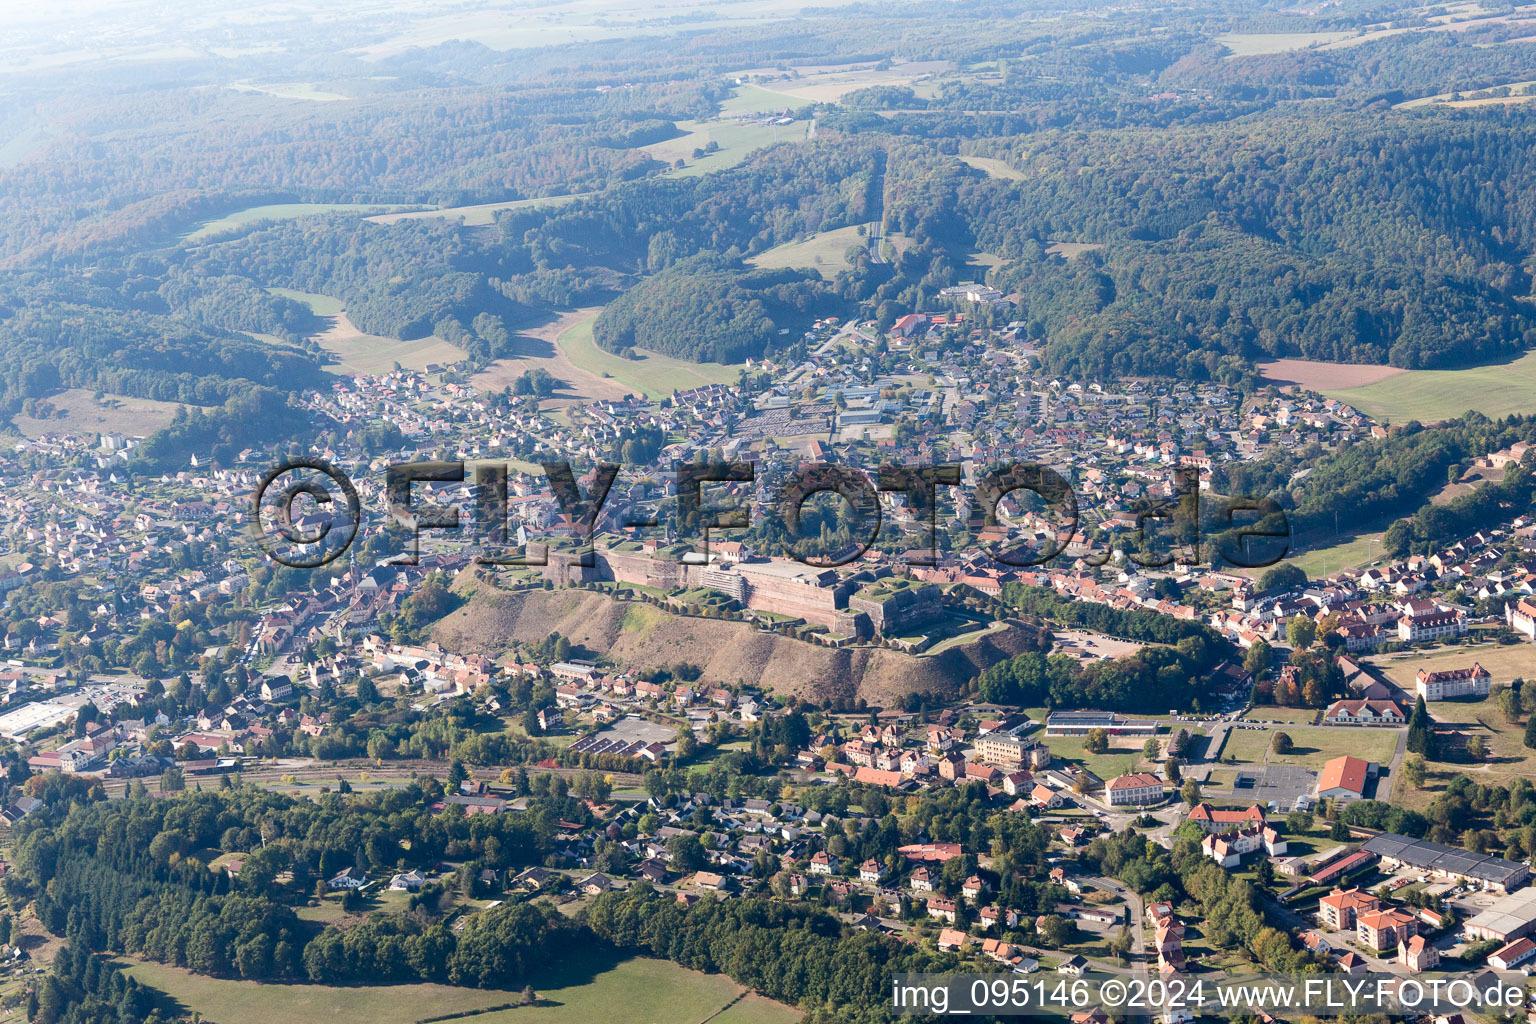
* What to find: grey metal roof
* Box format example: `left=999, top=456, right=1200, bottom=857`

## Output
left=1363, top=833, right=1527, bottom=884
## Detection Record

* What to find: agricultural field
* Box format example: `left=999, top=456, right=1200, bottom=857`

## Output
left=266, top=289, right=463, bottom=375
left=227, top=81, right=349, bottom=102
left=717, top=84, right=808, bottom=117
left=1397, top=79, right=1536, bottom=108
left=1214, top=31, right=1355, bottom=55
left=124, top=954, right=798, bottom=1024
left=471, top=307, right=635, bottom=406
left=747, top=224, right=870, bottom=278
left=1219, top=725, right=1399, bottom=768
left=12, top=388, right=193, bottom=441
left=1254, top=358, right=1406, bottom=391
left=650, top=118, right=810, bottom=178
left=351, top=0, right=871, bottom=60
left=184, top=203, right=414, bottom=242
left=1319, top=349, right=1536, bottom=423
left=555, top=314, right=748, bottom=400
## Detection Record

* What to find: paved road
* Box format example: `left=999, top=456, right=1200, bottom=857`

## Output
left=1380, top=726, right=1409, bottom=803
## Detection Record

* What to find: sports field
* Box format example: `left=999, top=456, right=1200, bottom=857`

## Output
left=1282, top=530, right=1386, bottom=580
left=1320, top=349, right=1536, bottom=423
left=125, top=954, right=800, bottom=1024
left=556, top=314, right=747, bottom=399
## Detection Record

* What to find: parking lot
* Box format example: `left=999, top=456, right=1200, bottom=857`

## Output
left=601, top=715, right=677, bottom=746
left=1230, top=764, right=1317, bottom=810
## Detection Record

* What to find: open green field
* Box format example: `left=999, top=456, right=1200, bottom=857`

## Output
left=1392, top=689, right=1536, bottom=809
left=650, top=119, right=807, bottom=178
left=1397, top=79, right=1536, bottom=108
left=1049, top=734, right=1150, bottom=781
left=958, top=155, right=1024, bottom=181
left=1214, top=31, right=1354, bottom=56
left=185, top=203, right=413, bottom=241
left=718, top=84, right=806, bottom=117
left=126, top=954, right=799, bottom=1024
left=748, top=224, right=868, bottom=278
left=556, top=314, right=747, bottom=400
left=1322, top=349, right=1536, bottom=423
left=1220, top=726, right=1399, bottom=768
left=368, top=193, right=587, bottom=227
left=265, top=288, right=463, bottom=374
left=11, top=387, right=194, bottom=440
left=268, top=287, right=343, bottom=317
left=713, top=995, right=803, bottom=1024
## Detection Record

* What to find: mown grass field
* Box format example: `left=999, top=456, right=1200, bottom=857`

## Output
left=1384, top=676, right=1536, bottom=812
left=555, top=314, right=747, bottom=400
left=126, top=954, right=800, bottom=1024
left=1220, top=725, right=1399, bottom=768
left=651, top=119, right=806, bottom=178
left=184, top=203, right=412, bottom=241
left=267, top=287, right=344, bottom=317
left=1322, top=349, right=1536, bottom=423
left=747, top=224, right=868, bottom=278
left=1047, top=733, right=1151, bottom=781
left=1240, top=706, right=1323, bottom=726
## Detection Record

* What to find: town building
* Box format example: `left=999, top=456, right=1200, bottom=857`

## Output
left=1416, top=664, right=1492, bottom=701
left=1315, top=755, right=1374, bottom=802
left=1104, top=772, right=1164, bottom=806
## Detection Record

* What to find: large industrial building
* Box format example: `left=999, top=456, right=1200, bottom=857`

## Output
left=1464, top=888, right=1536, bottom=944
left=1362, top=834, right=1530, bottom=893
left=1043, top=711, right=1158, bottom=737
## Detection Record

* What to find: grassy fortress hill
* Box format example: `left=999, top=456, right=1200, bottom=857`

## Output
left=541, top=542, right=943, bottom=641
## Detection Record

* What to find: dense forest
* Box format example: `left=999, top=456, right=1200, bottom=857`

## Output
left=593, top=255, right=827, bottom=362
left=1216, top=413, right=1536, bottom=546
left=5, top=3, right=1536, bottom=449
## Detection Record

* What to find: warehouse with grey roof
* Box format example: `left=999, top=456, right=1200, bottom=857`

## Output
left=1362, top=834, right=1530, bottom=893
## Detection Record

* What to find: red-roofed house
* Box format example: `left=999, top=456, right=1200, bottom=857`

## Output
left=1315, top=755, right=1373, bottom=802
